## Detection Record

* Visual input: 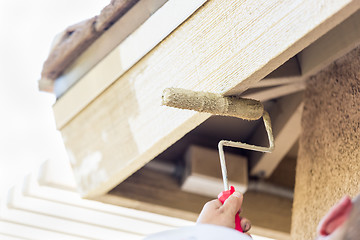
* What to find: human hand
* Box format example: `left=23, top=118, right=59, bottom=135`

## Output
left=196, top=191, right=251, bottom=234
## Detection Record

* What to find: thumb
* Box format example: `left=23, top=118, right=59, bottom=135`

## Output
left=222, top=191, right=243, bottom=215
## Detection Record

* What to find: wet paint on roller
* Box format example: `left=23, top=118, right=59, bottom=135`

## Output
left=162, top=88, right=264, bottom=121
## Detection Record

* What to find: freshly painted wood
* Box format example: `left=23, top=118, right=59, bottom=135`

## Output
left=250, top=94, right=304, bottom=177
left=298, top=9, right=360, bottom=77
left=53, top=0, right=207, bottom=128
left=1, top=199, right=141, bottom=239
left=0, top=233, right=32, bottom=240
left=98, top=167, right=292, bottom=239
left=0, top=160, right=193, bottom=240
left=26, top=162, right=192, bottom=228
left=58, top=0, right=359, bottom=197
left=40, top=0, right=140, bottom=83
left=0, top=220, right=88, bottom=240
left=8, top=186, right=177, bottom=236
left=51, top=0, right=168, bottom=97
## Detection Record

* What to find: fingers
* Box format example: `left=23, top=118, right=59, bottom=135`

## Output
left=204, top=199, right=222, bottom=210
left=197, top=199, right=222, bottom=224
left=222, top=191, right=243, bottom=215
left=241, top=217, right=252, bottom=232
left=196, top=199, right=224, bottom=225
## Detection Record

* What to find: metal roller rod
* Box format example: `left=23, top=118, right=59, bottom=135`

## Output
left=218, top=111, right=274, bottom=191
left=161, top=87, right=275, bottom=191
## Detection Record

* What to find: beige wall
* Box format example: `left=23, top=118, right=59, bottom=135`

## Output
left=291, top=46, right=360, bottom=239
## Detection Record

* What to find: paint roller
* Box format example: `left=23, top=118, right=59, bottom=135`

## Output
left=162, top=87, right=274, bottom=233
left=162, top=87, right=264, bottom=120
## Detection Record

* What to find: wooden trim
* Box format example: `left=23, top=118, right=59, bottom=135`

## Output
left=96, top=168, right=292, bottom=239
left=298, top=9, right=360, bottom=77
left=250, top=94, right=304, bottom=177
left=23, top=171, right=191, bottom=227
left=51, top=0, right=169, bottom=97
left=0, top=162, right=194, bottom=240
left=3, top=189, right=145, bottom=239
left=181, top=145, right=248, bottom=197
left=40, top=0, right=140, bottom=83
left=53, top=0, right=208, bottom=129
left=8, top=186, right=179, bottom=236
left=254, top=56, right=302, bottom=88
left=0, top=220, right=84, bottom=240
left=242, top=81, right=306, bottom=102
left=57, top=0, right=359, bottom=198
left=253, top=76, right=304, bottom=88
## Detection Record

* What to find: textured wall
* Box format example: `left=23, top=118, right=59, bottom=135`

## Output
left=291, top=46, right=360, bottom=240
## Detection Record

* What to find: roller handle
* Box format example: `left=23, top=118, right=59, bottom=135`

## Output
left=218, top=186, right=243, bottom=232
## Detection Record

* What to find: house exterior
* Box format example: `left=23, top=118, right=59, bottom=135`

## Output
left=37, top=1, right=360, bottom=239
left=0, top=158, right=192, bottom=239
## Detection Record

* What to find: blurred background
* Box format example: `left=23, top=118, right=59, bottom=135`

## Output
left=0, top=0, right=109, bottom=200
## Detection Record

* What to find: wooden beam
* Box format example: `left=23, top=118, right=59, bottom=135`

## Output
left=96, top=167, right=292, bottom=240
left=37, top=159, right=77, bottom=191
left=254, top=57, right=303, bottom=88
left=23, top=170, right=191, bottom=229
left=53, top=0, right=207, bottom=128
left=40, top=0, right=140, bottom=83
left=250, top=93, right=304, bottom=177
left=0, top=232, right=31, bottom=240
left=50, top=0, right=169, bottom=97
left=248, top=9, right=360, bottom=89
left=7, top=185, right=179, bottom=237
left=298, top=9, right=360, bottom=77
left=0, top=162, right=196, bottom=240
left=242, top=81, right=306, bottom=102
left=253, top=76, right=304, bottom=89
left=0, top=220, right=85, bottom=240
left=181, top=145, right=248, bottom=197
left=57, top=0, right=359, bottom=198
left=2, top=195, right=139, bottom=239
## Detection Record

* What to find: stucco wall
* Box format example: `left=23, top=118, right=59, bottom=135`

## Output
left=291, top=46, right=360, bottom=240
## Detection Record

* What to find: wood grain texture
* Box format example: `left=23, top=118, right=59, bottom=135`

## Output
left=49, top=0, right=169, bottom=98
left=97, top=168, right=292, bottom=239
left=53, top=0, right=207, bottom=129
left=59, top=0, right=359, bottom=197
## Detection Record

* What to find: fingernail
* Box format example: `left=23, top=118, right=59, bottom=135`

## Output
left=232, top=192, right=242, bottom=198
left=244, top=223, right=249, bottom=231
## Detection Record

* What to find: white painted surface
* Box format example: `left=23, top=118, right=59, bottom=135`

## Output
left=0, top=158, right=272, bottom=240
